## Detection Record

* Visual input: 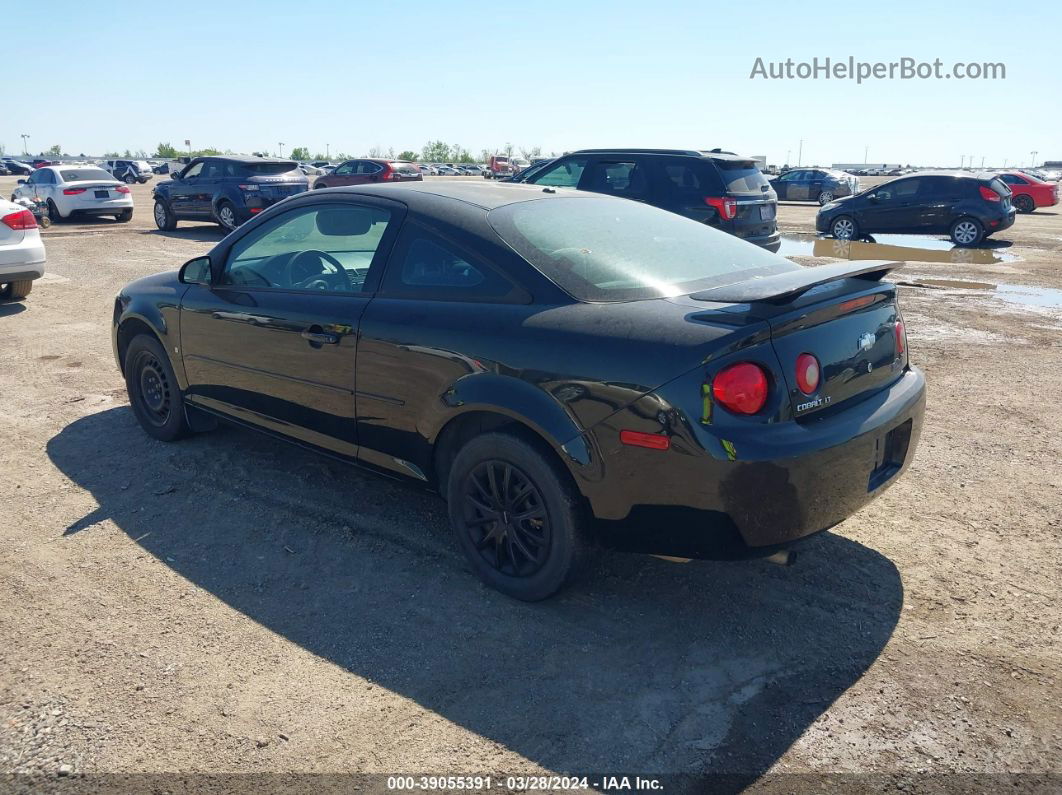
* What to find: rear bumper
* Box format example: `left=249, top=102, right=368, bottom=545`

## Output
left=576, top=367, right=926, bottom=551
left=0, top=239, right=46, bottom=280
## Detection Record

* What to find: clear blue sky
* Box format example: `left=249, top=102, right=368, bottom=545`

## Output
left=7, top=0, right=1059, bottom=167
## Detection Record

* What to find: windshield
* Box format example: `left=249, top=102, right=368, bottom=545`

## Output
left=60, top=168, right=114, bottom=182
left=489, top=197, right=797, bottom=302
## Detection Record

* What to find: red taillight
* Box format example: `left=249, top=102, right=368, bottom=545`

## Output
left=1, top=209, right=37, bottom=230
left=705, top=196, right=738, bottom=221
left=979, top=185, right=1001, bottom=202
left=712, top=362, right=769, bottom=415
left=795, top=353, right=820, bottom=395
left=619, top=430, right=671, bottom=451
left=63, top=188, right=87, bottom=195
left=894, top=319, right=906, bottom=356
left=114, top=185, right=130, bottom=194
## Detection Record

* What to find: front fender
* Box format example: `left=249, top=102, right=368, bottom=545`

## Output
left=112, top=279, right=188, bottom=388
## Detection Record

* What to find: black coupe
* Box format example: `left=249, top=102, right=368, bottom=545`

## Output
left=113, top=182, right=925, bottom=600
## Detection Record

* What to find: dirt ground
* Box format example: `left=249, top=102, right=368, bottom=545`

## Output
left=1, top=174, right=1059, bottom=792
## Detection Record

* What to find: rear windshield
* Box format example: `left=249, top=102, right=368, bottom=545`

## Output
left=988, top=177, right=1011, bottom=197
left=489, top=197, right=797, bottom=302
left=135, top=160, right=151, bottom=170
left=237, top=161, right=299, bottom=176
left=60, top=168, right=113, bottom=182
left=714, top=160, right=771, bottom=195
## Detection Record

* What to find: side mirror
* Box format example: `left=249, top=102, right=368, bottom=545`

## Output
left=179, top=256, right=212, bottom=285
left=867, top=193, right=879, bottom=202
left=17, top=179, right=26, bottom=185
left=170, top=171, right=182, bottom=181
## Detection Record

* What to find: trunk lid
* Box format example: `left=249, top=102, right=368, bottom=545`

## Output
left=765, top=282, right=905, bottom=418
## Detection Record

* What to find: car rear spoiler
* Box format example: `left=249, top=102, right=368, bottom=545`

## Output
left=690, top=260, right=901, bottom=305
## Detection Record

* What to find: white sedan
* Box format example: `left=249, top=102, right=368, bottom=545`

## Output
left=12, top=165, right=133, bottom=223
left=0, top=198, right=46, bottom=300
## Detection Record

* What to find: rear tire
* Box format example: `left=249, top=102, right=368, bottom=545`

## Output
left=153, top=200, right=177, bottom=231
left=818, top=190, right=834, bottom=205
left=215, top=200, right=238, bottom=231
left=124, top=172, right=137, bottom=184
left=830, top=215, right=857, bottom=240
left=116, top=208, right=133, bottom=223
left=47, top=199, right=63, bottom=223
left=447, top=431, right=590, bottom=601
left=124, top=334, right=190, bottom=442
left=1, top=280, right=33, bottom=300
left=1014, top=194, right=1035, bottom=214
left=950, top=217, right=984, bottom=247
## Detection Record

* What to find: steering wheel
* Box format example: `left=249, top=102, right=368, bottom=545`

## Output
left=284, top=249, right=351, bottom=291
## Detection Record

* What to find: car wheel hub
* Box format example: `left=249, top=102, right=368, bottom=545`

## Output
left=220, top=207, right=235, bottom=227
left=462, top=461, right=550, bottom=577
left=137, top=355, right=170, bottom=425
left=955, top=222, right=977, bottom=243
left=154, top=204, right=166, bottom=225
left=833, top=219, right=854, bottom=239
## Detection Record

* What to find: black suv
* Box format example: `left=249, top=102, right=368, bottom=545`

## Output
left=511, top=149, right=780, bottom=251
left=816, top=172, right=1015, bottom=247
left=152, top=156, right=309, bottom=232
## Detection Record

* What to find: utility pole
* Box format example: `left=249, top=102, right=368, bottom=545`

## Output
left=797, top=139, right=803, bottom=167
left=1003, top=158, right=1008, bottom=168
left=864, top=144, right=868, bottom=165
left=960, top=155, right=964, bottom=169
left=786, top=149, right=791, bottom=166
left=1030, top=150, right=1038, bottom=168
left=278, top=142, right=285, bottom=158
left=980, top=156, right=985, bottom=169
left=20, top=133, right=30, bottom=155
left=326, top=143, right=330, bottom=159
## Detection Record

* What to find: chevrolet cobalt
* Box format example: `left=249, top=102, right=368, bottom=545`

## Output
left=113, top=182, right=925, bottom=600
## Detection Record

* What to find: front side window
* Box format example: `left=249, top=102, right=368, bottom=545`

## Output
left=334, top=161, right=355, bottom=175
left=182, top=162, right=204, bottom=179
left=202, top=161, right=224, bottom=179
left=528, top=158, right=587, bottom=188
left=489, top=196, right=796, bottom=302
left=892, top=179, right=920, bottom=199
left=223, top=204, right=391, bottom=293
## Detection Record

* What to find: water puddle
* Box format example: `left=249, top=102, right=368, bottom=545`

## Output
left=778, top=234, right=1019, bottom=264
left=900, top=278, right=1062, bottom=310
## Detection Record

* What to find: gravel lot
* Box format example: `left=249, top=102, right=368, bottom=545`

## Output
left=1, top=175, right=1059, bottom=791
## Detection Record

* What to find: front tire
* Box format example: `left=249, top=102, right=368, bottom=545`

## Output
left=215, top=200, right=238, bottom=231
left=1014, top=194, right=1035, bottom=214
left=153, top=200, right=177, bottom=231
left=116, top=208, right=133, bottom=223
left=1, top=280, right=33, bottom=300
left=447, top=432, right=589, bottom=601
left=124, top=173, right=137, bottom=184
left=830, top=215, right=857, bottom=240
left=950, top=217, right=984, bottom=247
left=124, top=334, right=190, bottom=442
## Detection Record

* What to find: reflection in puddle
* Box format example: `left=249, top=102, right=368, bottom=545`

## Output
left=901, top=278, right=1062, bottom=311
left=778, top=234, right=1018, bottom=264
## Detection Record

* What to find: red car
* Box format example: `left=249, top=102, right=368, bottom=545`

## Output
left=996, top=171, right=1059, bottom=213
left=313, top=159, right=422, bottom=189
left=31, top=159, right=53, bottom=169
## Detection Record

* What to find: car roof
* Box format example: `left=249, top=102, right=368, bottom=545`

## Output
left=198, top=155, right=294, bottom=164
left=572, top=148, right=756, bottom=163
left=314, top=181, right=602, bottom=211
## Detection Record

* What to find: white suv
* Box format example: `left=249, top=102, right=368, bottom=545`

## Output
left=0, top=198, right=46, bottom=300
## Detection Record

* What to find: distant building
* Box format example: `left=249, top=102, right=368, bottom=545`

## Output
left=1043, top=160, right=1062, bottom=168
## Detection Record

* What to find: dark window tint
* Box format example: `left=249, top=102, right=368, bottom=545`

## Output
left=59, top=168, right=110, bottom=182
left=529, top=158, right=587, bottom=188
left=359, top=162, right=384, bottom=175
left=663, top=162, right=702, bottom=189
left=917, top=178, right=954, bottom=198
left=714, top=161, right=770, bottom=194
left=583, top=160, right=649, bottom=198
left=238, top=161, right=299, bottom=176
left=383, top=229, right=513, bottom=300
left=489, top=197, right=796, bottom=303
left=892, top=179, right=920, bottom=198
left=334, top=161, right=355, bottom=175
left=182, top=162, right=204, bottom=179
left=202, top=161, right=224, bottom=179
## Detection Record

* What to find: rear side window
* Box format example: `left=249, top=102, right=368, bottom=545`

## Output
left=662, top=162, right=702, bottom=189
left=390, top=163, right=419, bottom=175
left=713, top=160, right=770, bottom=195
left=382, top=228, right=515, bottom=301
left=582, top=160, right=649, bottom=198
left=988, top=178, right=1011, bottom=197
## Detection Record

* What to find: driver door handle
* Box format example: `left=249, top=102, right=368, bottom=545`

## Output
left=301, top=329, right=339, bottom=345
